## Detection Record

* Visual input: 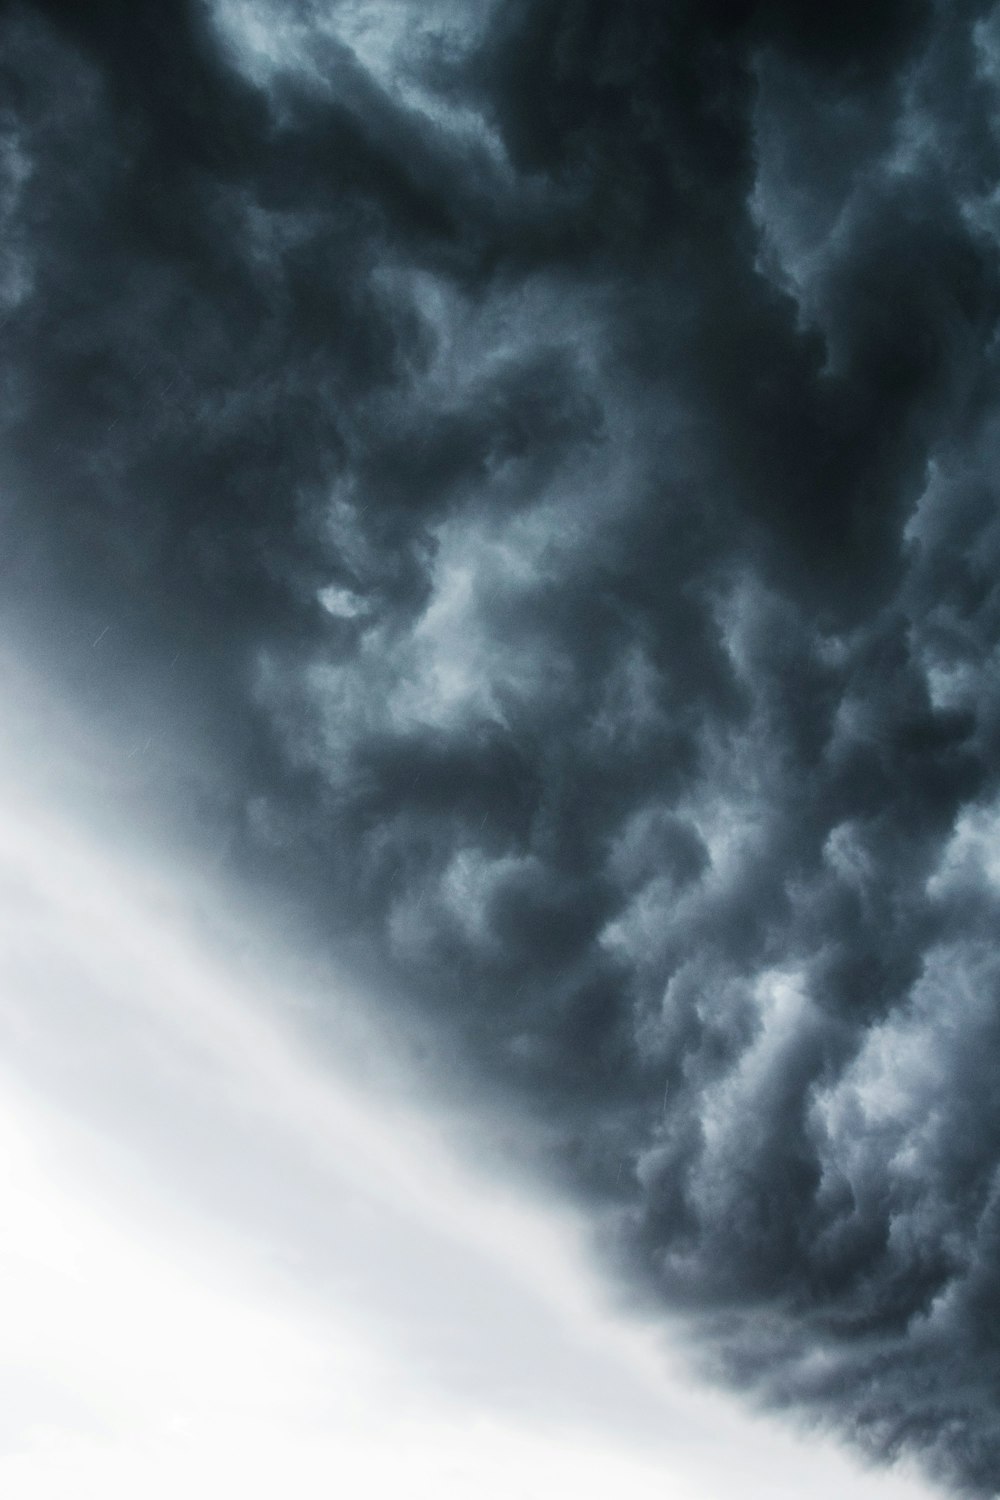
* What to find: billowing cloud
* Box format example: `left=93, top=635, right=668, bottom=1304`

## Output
left=2, top=0, right=1000, bottom=1492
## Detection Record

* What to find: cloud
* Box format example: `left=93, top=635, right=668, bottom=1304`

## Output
left=2, top=0, right=1000, bottom=1492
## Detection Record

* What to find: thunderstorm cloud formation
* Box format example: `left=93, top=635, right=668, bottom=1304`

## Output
left=3, top=0, right=1000, bottom=1492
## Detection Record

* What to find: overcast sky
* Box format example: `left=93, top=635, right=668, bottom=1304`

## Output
left=0, top=671, right=938, bottom=1500
left=1, top=0, right=1000, bottom=1495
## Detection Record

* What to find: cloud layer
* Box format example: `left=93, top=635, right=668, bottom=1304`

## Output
left=3, top=0, right=1000, bottom=1490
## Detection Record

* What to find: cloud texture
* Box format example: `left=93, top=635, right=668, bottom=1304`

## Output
left=3, top=0, right=1000, bottom=1490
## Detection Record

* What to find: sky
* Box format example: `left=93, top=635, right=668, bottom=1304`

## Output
left=1, top=0, right=999, bottom=1495
left=0, top=670, right=938, bottom=1500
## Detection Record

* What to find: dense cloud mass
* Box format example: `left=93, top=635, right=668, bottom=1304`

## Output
left=4, top=0, right=1000, bottom=1490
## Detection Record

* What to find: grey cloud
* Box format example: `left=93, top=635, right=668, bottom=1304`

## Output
left=4, top=0, right=1000, bottom=1492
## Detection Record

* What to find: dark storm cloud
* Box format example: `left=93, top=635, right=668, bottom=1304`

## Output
left=4, top=0, right=1000, bottom=1491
